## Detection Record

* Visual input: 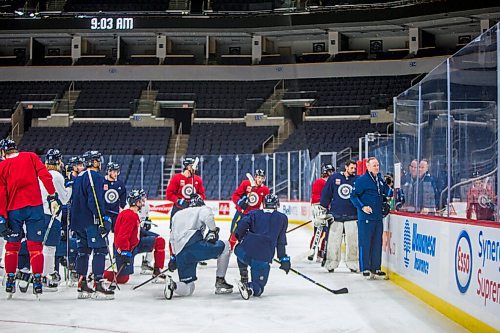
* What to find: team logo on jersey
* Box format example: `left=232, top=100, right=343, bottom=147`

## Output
left=182, top=184, right=195, bottom=198
left=105, top=189, right=119, bottom=204
left=248, top=192, right=259, bottom=206
left=335, top=179, right=341, bottom=185
left=478, top=194, right=492, bottom=208
left=103, top=184, right=109, bottom=191
left=338, top=184, right=353, bottom=199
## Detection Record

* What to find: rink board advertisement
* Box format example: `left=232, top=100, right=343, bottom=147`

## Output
left=384, top=213, right=499, bottom=330
left=147, top=199, right=311, bottom=223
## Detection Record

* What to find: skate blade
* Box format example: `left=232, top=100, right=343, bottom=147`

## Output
left=140, top=269, right=154, bottom=275
left=77, top=291, right=94, bottom=299
left=44, top=286, right=58, bottom=292
left=93, top=292, right=115, bottom=300
left=236, top=281, right=249, bottom=300
left=7, top=293, right=14, bottom=300
left=215, top=287, right=233, bottom=295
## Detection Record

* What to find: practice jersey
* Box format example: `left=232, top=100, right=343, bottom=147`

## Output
left=320, top=172, right=358, bottom=221
left=70, top=170, right=106, bottom=232
left=0, top=152, right=55, bottom=218
left=39, top=170, right=72, bottom=219
left=114, top=209, right=141, bottom=252
left=166, top=173, right=206, bottom=202
left=311, top=178, right=327, bottom=204
left=103, top=178, right=127, bottom=216
left=234, top=209, right=288, bottom=263
left=466, top=186, right=496, bottom=220
left=170, top=205, right=216, bottom=255
left=231, top=179, right=270, bottom=214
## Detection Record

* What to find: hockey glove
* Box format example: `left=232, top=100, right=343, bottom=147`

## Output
left=237, top=196, right=249, bottom=211
left=279, top=256, right=291, bottom=274
left=98, top=216, right=112, bottom=235
left=175, top=198, right=189, bottom=210
left=205, top=227, right=220, bottom=244
left=168, top=256, right=177, bottom=272
left=47, top=193, right=62, bottom=216
left=143, top=219, right=152, bottom=231
left=317, top=205, right=328, bottom=219
left=0, top=217, right=12, bottom=238
left=64, top=179, right=74, bottom=188
left=120, top=251, right=133, bottom=266
left=229, top=233, right=238, bottom=251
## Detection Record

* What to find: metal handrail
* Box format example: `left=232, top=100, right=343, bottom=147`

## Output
left=10, top=122, right=19, bottom=140
left=262, top=134, right=274, bottom=153
left=169, top=123, right=183, bottom=182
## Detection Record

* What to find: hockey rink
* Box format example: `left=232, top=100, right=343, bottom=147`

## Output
left=0, top=220, right=468, bottom=333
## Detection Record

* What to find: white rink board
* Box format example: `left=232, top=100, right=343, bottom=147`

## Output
left=383, top=213, right=500, bottom=330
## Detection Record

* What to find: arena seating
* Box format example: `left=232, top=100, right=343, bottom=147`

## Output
left=74, top=57, right=116, bottom=66
left=155, top=80, right=277, bottom=117
left=0, top=122, right=10, bottom=139
left=0, top=81, right=69, bottom=118
left=211, top=0, right=277, bottom=11
left=277, top=120, right=390, bottom=157
left=186, top=123, right=279, bottom=155
left=18, top=123, right=171, bottom=196
left=64, top=0, right=170, bottom=12
left=284, top=75, right=415, bottom=116
left=73, top=81, right=148, bottom=118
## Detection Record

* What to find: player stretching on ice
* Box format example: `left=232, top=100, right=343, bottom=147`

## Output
left=234, top=194, right=290, bottom=300
left=71, top=151, right=114, bottom=299
left=230, top=169, right=270, bottom=282
left=104, top=162, right=127, bottom=231
left=104, top=189, right=166, bottom=284
left=309, top=164, right=334, bottom=262
left=166, top=157, right=206, bottom=219
left=0, top=139, right=61, bottom=298
left=164, top=195, right=232, bottom=299
left=39, top=149, right=72, bottom=291
left=319, top=160, right=359, bottom=273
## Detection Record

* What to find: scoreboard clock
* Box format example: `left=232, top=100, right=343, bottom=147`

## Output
left=90, top=17, right=134, bottom=30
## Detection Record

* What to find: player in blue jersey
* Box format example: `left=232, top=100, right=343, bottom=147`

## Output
left=319, top=160, right=359, bottom=273
left=233, top=194, right=290, bottom=300
left=71, top=151, right=114, bottom=299
left=103, top=162, right=127, bottom=231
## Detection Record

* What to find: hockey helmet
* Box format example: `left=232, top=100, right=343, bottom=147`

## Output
left=68, top=156, right=85, bottom=167
left=263, top=194, right=279, bottom=209
left=321, top=164, right=335, bottom=175
left=106, top=162, right=120, bottom=173
left=139, top=189, right=147, bottom=198
left=82, top=151, right=102, bottom=167
left=127, top=189, right=143, bottom=207
left=183, top=157, right=196, bottom=169
left=45, top=149, right=62, bottom=165
left=189, top=193, right=205, bottom=207
left=0, top=139, right=17, bottom=152
left=255, top=169, right=265, bottom=177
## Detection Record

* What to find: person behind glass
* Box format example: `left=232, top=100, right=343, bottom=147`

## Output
left=309, top=164, right=334, bottom=261
left=350, top=157, right=390, bottom=279
left=466, top=171, right=496, bottom=221
left=400, top=159, right=418, bottom=212
left=416, top=159, right=439, bottom=214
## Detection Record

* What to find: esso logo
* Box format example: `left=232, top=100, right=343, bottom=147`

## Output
left=455, top=230, right=473, bottom=294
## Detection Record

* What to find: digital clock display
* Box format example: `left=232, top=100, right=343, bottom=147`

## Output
left=90, top=17, right=134, bottom=30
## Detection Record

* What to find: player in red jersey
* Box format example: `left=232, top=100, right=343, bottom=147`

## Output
left=166, top=157, right=206, bottom=218
left=466, top=172, right=496, bottom=221
left=0, top=139, right=61, bottom=297
left=308, top=164, right=334, bottom=261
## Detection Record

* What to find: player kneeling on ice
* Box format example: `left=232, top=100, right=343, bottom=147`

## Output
left=164, top=195, right=232, bottom=299
left=104, top=189, right=166, bottom=284
left=233, top=194, right=290, bottom=300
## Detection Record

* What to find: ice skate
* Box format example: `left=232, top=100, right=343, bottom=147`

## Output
left=199, top=261, right=207, bottom=266
left=16, top=269, right=31, bottom=293
left=43, top=271, right=61, bottom=292
left=236, top=281, right=252, bottom=300
left=94, top=279, right=115, bottom=300
left=151, top=267, right=166, bottom=284
left=240, top=269, right=249, bottom=284
left=6, top=273, right=16, bottom=299
left=371, top=270, right=388, bottom=280
left=69, top=271, right=79, bottom=287
left=77, top=276, right=95, bottom=299
left=32, top=274, right=43, bottom=297
left=163, top=275, right=176, bottom=300
left=140, top=257, right=154, bottom=275
left=307, top=248, right=314, bottom=261
left=362, top=270, right=371, bottom=279
left=215, top=277, right=233, bottom=294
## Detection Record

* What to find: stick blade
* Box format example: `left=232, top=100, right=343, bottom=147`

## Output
left=333, top=287, right=349, bottom=294
left=246, top=172, right=256, bottom=187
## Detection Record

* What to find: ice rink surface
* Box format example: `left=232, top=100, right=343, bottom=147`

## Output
left=0, top=220, right=469, bottom=333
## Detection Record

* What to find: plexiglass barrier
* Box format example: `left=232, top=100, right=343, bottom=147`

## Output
left=394, top=23, right=499, bottom=221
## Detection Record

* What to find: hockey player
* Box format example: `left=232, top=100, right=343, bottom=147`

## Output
left=350, top=157, right=390, bottom=279
left=466, top=172, right=496, bottom=221
left=229, top=169, right=270, bottom=282
left=136, top=189, right=159, bottom=274
left=0, top=139, right=61, bottom=297
left=39, top=149, right=72, bottom=291
left=164, top=195, right=232, bottom=299
left=104, top=190, right=166, bottom=284
left=166, top=157, right=206, bottom=218
left=70, top=150, right=114, bottom=299
left=233, top=194, right=290, bottom=300
left=309, top=164, right=334, bottom=261
left=103, top=162, right=127, bottom=231
left=319, top=160, right=359, bottom=273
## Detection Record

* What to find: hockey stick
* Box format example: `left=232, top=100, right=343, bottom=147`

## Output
left=132, top=267, right=170, bottom=290
left=108, top=263, right=126, bottom=291
left=42, top=213, right=57, bottom=246
left=286, top=220, right=312, bottom=233
left=245, top=172, right=256, bottom=187
left=273, top=259, right=348, bottom=295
